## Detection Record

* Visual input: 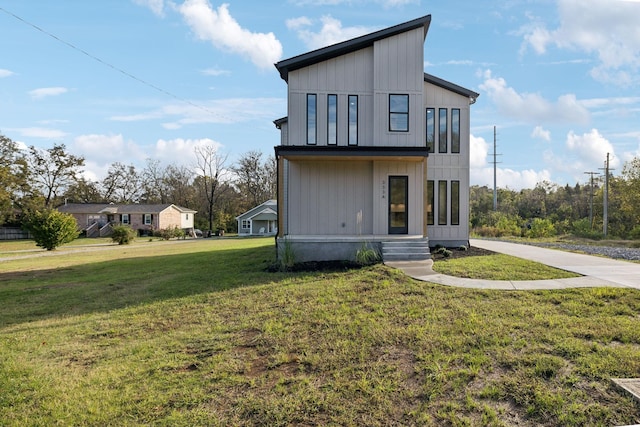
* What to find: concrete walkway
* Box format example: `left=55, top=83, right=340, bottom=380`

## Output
left=386, top=239, right=640, bottom=290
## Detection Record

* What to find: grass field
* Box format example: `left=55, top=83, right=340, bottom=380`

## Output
left=1, top=237, right=639, bottom=426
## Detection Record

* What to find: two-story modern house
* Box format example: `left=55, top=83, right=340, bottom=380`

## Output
left=274, top=15, right=478, bottom=262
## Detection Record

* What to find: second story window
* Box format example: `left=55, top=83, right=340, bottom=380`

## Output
left=306, top=94, right=317, bottom=145
left=327, top=94, right=337, bottom=145
left=452, top=109, right=460, bottom=153
left=348, top=95, right=358, bottom=146
left=426, top=108, right=435, bottom=153
left=439, top=108, right=448, bottom=153
left=389, top=94, right=409, bottom=132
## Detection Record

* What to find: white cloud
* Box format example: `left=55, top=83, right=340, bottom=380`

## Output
left=133, top=0, right=166, bottom=16
left=0, top=69, right=15, bottom=78
left=470, top=134, right=489, bottom=169
left=520, top=0, right=640, bottom=85
left=200, top=67, right=231, bottom=76
left=29, top=87, right=68, bottom=99
left=479, top=70, right=590, bottom=124
left=155, top=137, right=223, bottom=165
left=471, top=166, right=552, bottom=190
left=288, top=15, right=377, bottom=50
left=133, top=0, right=165, bottom=16
left=13, top=127, right=67, bottom=139
left=531, top=125, right=551, bottom=141
left=178, top=1, right=282, bottom=69
left=110, top=97, right=285, bottom=129
left=565, top=128, right=620, bottom=169
left=72, top=134, right=147, bottom=166
left=289, top=0, right=417, bottom=6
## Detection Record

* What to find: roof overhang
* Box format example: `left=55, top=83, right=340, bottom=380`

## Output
left=275, top=146, right=428, bottom=162
left=275, top=15, right=431, bottom=82
left=424, top=73, right=480, bottom=104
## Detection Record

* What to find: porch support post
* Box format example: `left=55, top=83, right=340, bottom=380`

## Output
left=276, top=155, right=285, bottom=238
left=422, top=158, right=428, bottom=238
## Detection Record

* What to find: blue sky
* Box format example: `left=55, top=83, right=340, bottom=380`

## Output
left=1, top=0, right=639, bottom=190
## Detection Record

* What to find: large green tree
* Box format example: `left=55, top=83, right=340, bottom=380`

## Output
left=0, top=134, right=29, bottom=224
left=28, top=143, right=85, bottom=208
left=23, top=209, right=79, bottom=250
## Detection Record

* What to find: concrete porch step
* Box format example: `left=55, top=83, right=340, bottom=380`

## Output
left=381, top=239, right=431, bottom=262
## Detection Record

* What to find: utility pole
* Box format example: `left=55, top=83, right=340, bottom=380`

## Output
left=598, top=153, right=614, bottom=238
left=584, top=171, right=599, bottom=230
left=489, top=126, right=502, bottom=211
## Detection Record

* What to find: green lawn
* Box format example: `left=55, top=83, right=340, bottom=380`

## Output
left=1, top=237, right=639, bottom=426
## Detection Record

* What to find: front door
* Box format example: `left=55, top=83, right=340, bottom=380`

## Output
left=388, top=176, right=408, bottom=234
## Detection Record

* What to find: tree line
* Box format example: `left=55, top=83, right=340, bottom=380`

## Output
left=0, top=133, right=276, bottom=233
left=471, top=157, right=640, bottom=240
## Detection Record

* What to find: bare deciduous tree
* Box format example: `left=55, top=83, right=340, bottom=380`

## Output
left=193, top=144, right=229, bottom=232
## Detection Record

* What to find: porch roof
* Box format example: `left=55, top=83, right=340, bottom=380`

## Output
left=275, top=145, right=429, bottom=161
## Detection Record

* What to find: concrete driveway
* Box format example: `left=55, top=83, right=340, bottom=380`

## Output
left=387, top=239, right=640, bottom=290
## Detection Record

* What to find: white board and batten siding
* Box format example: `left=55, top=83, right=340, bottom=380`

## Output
left=425, top=82, right=471, bottom=244
left=287, top=48, right=374, bottom=148
left=372, top=27, right=425, bottom=147
left=286, top=160, right=373, bottom=235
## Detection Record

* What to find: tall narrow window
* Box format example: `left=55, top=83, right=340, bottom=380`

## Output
left=348, top=95, right=358, bottom=146
left=452, top=109, right=460, bottom=153
left=439, top=108, right=448, bottom=153
left=427, top=180, right=434, bottom=225
left=389, top=94, right=409, bottom=132
left=144, top=214, right=152, bottom=225
left=121, top=213, right=130, bottom=224
left=426, top=108, right=435, bottom=153
left=327, top=94, right=337, bottom=145
left=438, top=181, right=447, bottom=225
left=451, top=180, right=460, bottom=225
left=306, top=94, right=317, bottom=145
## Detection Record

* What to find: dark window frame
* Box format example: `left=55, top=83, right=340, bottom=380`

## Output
left=327, top=94, right=337, bottom=145
left=306, top=93, right=317, bottom=145
left=439, top=108, right=448, bottom=153
left=389, top=94, right=409, bottom=132
left=452, top=108, right=460, bottom=154
left=438, top=180, right=447, bottom=225
left=426, top=108, right=435, bottom=153
left=427, top=180, right=434, bottom=225
left=348, top=95, right=358, bottom=146
left=451, top=180, right=460, bottom=225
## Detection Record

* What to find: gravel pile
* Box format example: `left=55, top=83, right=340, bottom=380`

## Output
left=527, top=242, right=640, bottom=261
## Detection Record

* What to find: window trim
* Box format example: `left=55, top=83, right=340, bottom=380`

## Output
left=327, top=94, right=337, bottom=145
left=438, top=180, right=447, bottom=225
left=427, top=180, right=434, bottom=225
left=389, top=94, right=409, bottom=132
left=451, top=108, right=460, bottom=154
left=348, top=95, right=358, bottom=146
left=121, top=213, right=130, bottom=224
left=451, top=180, right=460, bottom=225
left=439, top=108, right=448, bottom=153
left=241, top=219, right=250, bottom=229
left=143, top=213, right=152, bottom=225
left=426, top=108, right=435, bottom=153
left=306, top=93, right=317, bottom=145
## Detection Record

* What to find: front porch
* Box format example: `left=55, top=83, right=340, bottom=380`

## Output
left=277, top=234, right=429, bottom=263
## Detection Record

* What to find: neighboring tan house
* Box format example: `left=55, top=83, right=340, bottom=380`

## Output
left=236, top=200, right=277, bottom=236
left=273, top=15, right=478, bottom=262
left=57, top=203, right=197, bottom=237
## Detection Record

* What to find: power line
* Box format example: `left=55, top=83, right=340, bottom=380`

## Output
left=0, top=6, right=227, bottom=121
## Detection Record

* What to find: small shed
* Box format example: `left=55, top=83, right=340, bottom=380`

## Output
left=236, top=200, right=277, bottom=236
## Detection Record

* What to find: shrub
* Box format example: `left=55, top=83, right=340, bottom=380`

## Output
left=23, top=209, right=79, bottom=251
left=355, top=242, right=380, bottom=266
left=526, top=218, right=556, bottom=238
left=111, top=225, right=137, bottom=245
left=629, top=225, right=640, bottom=240
left=571, top=218, right=602, bottom=240
left=156, top=226, right=185, bottom=240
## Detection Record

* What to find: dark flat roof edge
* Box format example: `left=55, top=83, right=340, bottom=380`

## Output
left=424, top=73, right=480, bottom=101
left=275, top=145, right=429, bottom=158
left=273, top=117, right=287, bottom=128
left=275, top=15, right=431, bottom=82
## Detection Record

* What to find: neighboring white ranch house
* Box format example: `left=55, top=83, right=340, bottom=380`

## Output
left=236, top=200, right=278, bottom=236
left=273, top=15, right=478, bottom=262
